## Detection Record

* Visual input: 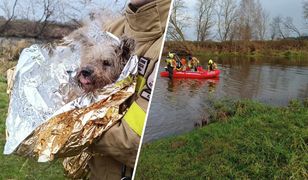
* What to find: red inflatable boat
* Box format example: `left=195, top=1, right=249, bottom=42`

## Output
left=160, top=69, right=220, bottom=79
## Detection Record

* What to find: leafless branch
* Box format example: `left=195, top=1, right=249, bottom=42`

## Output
left=216, top=0, right=237, bottom=41
left=195, top=0, right=216, bottom=41
left=0, top=0, right=18, bottom=33
left=283, top=16, right=301, bottom=37
left=167, top=0, right=188, bottom=41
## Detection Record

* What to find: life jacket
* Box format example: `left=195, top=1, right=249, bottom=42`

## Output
left=181, top=58, right=186, bottom=66
left=165, top=58, right=175, bottom=67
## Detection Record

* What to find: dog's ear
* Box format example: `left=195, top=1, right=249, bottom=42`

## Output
left=79, top=33, right=94, bottom=47
left=117, top=36, right=135, bottom=61
left=70, top=30, right=94, bottom=47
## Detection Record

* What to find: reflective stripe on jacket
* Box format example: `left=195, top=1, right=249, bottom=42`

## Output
left=105, top=0, right=171, bottom=136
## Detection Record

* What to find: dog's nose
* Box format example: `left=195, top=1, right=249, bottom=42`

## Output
left=80, top=67, right=93, bottom=77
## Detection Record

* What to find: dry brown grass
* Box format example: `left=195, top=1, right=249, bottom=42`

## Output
left=164, top=40, right=308, bottom=57
left=0, top=19, right=78, bottom=39
left=0, top=39, right=32, bottom=61
left=0, top=59, right=17, bottom=77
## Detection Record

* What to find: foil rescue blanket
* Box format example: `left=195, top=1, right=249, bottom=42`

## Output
left=14, top=82, right=135, bottom=161
left=4, top=26, right=139, bottom=178
left=16, top=81, right=135, bottom=178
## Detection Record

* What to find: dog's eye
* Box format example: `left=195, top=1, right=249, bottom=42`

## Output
left=102, top=60, right=111, bottom=66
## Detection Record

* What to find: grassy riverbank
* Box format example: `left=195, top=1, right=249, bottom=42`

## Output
left=135, top=99, right=308, bottom=179
left=0, top=67, right=64, bottom=179
left=164, top=40, right=308, bottom=59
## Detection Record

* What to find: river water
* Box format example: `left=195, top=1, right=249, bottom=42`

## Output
left=143, top=56, right=308, bottom=142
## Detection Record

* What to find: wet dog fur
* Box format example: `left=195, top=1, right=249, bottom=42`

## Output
left=70, top=31, right=135, bottom=93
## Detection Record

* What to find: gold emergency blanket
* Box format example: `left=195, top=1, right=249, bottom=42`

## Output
left=4, top=24, right=139, bottom=178
left=15, top=80, right=135, bottom=178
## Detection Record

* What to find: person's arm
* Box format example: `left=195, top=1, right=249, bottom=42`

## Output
left=129, top=0, right=154, bottom=12
left=131, top=0, right=154, bottom=7
left=91, top=0, right=171, bottom=168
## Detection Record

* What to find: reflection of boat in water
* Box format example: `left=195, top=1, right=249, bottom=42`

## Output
left=166, top=77, right=220, bottom=93
left=160, top=68, right=220, bottom=79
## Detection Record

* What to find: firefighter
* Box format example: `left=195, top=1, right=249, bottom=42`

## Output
left=191, top=56, right=200, bottom=71
left=165, top=52, right=176, bottom=79
left=88, top=0, right=172, bottom=179
left=208, top=59, right=217, bottom=71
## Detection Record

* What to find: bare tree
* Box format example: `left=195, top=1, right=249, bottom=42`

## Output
left=195, top=0, right=216, bottom=41
left=34, top=0, right=94, bottom=36
left=234, top=0, right=268, bottom=40
left=269, top=18, right=278, bottom=40
left=253, top=0, right=269, bottom=40
left=35, top=0, right=56, bottom=37
left=15, top=0, right=37, bottom=21
left=167, top=0, right=188, bottom=41
left=16, top=0, right=95, bottom=27
left=270, top=16, right=289, bottom=40
left=0, top=0, right=125, bottom=38
left=216, top=0, right=237, bottom=41
left=53, top=0, right=91, bottom=26
left=0, top=0, right=12, bottom=19
left=236, top=0, right=255, bottom=40
left=304, top=1, right=308, bottom=20
left=283, top=16, right=301, bottom=37
left=0, top=0, right=18, bottom=33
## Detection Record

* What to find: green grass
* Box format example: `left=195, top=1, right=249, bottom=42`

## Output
left=135, top=99, right=308, bottom=179
left=0, top=74, right=65, bottom=179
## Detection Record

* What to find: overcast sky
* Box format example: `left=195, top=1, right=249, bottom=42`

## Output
left=184, top=0, right=308, bottom=40
left=0, top=0, right=126, bottom=22
left=1, top=0, right=307, bottom=40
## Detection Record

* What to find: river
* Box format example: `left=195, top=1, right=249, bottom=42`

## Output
left=143, top=56, right=308, bottom=142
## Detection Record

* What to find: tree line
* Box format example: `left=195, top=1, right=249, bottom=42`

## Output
left=168, top=0, right=308, bottom=41
left=0, top=0, right=126, bottom=38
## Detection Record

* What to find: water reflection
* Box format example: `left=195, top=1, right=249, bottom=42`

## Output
left=144, top=56, right=308, bottom=142
left=166, top=78, right=219, bottom=93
